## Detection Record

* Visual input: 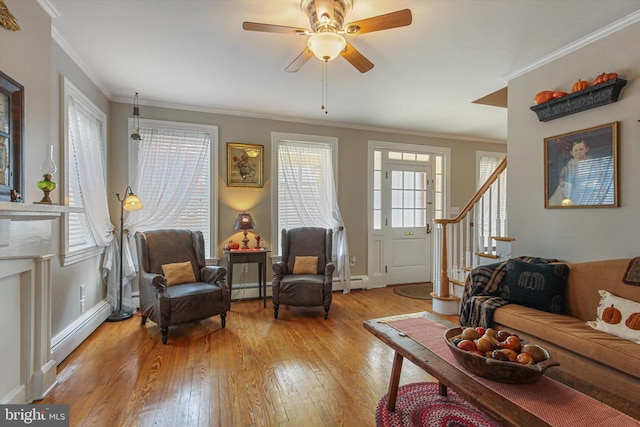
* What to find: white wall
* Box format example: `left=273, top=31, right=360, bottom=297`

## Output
left=508, top=21, right=640, bottom=262
left=1, top=0, right=111, bottom=348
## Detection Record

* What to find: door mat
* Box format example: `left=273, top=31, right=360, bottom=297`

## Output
left=375, top=382, right=498, bottom=427
left=392, top=283, right=433, bottom=300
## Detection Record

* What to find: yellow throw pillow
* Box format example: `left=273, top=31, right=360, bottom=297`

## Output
left=293, top=256, right=318, bottom=275
left=162, top=261, right=196, bottom=286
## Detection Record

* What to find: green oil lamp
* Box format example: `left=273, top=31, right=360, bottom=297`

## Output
left=36, top=144, right=57, bottom=204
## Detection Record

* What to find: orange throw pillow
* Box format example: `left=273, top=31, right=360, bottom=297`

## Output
left=162, top=261, right=196, bottom=286
left=293, top=256, right=318, bottom=275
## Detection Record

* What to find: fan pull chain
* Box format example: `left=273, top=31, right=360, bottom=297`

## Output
left=321, top=59, right=328, bottom=114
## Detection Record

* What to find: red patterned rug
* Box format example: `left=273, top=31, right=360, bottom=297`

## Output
left=376, top=382, right=499, bottom=427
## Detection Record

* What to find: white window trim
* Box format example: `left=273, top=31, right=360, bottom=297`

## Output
left=366, top=141, right=450, bottom=286
left=367, top=140, right=451, bottom=220
left=128, top=118, right=219, bottom=261
left=61, top=76, right=107, bottom=266
left=270, top=132, right=339, bottom=258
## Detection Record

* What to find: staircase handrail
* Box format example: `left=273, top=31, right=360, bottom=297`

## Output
left=432, top=157, right=507, bottom=301
left=434, top=157, right=507, bottom=226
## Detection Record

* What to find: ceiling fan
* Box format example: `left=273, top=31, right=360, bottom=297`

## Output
left=242, top=0, right=412, bottom=73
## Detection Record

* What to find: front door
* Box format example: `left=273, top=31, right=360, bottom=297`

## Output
left=384, top=161, right=433, bottom=285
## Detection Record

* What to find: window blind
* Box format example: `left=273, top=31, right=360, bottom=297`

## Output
left=277, top=140, right=334, bottom=231
left=137, top=126, right=211, bottom=253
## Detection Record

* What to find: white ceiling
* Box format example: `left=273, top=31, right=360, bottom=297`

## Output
left=44, top=0, right=640, bottom=143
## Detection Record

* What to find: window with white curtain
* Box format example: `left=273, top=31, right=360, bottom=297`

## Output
left=271, top=132, right=339, bottom=256
left=476, top=151, right=507, bottom=242
left=128, top=119, right=216, bottom=258
left=63, top=78, right=108, bottom=264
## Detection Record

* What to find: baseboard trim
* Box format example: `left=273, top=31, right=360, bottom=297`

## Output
left=229, top=275, right=371, bottom=301
left=51, top=301, right=111, bottom=365
left=332, top=275, right=369, bottom=291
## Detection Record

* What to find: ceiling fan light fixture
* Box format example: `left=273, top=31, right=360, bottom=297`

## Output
left=308, top=32, right=346, bottom=61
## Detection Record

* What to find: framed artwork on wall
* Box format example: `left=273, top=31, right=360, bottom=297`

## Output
left=0, top=70, right=24, bottom=202
left=544, top=122, right=618, bottom=209
left=227, top=143, right=264, bottom=188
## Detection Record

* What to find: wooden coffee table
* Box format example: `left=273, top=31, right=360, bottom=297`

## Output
left=364, top=311, right=640, bottom=427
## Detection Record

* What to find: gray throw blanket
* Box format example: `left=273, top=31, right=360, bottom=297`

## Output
left=459, top=256, right=558, bottom=328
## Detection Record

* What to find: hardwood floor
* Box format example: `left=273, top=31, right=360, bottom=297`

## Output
left=40, top=286, right=457, bottom=427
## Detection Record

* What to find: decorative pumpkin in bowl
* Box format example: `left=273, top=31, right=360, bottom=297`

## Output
left=444, top=327, right=559, bottom=384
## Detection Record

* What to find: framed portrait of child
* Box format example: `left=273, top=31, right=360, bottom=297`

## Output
left=544, top=122, right=618, bottom=208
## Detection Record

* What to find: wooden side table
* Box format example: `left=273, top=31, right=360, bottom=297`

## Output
left=224, top=249, right=271, bottom=308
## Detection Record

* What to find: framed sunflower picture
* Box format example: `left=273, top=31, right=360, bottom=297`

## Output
left=227, top=143, right=263, bottom=188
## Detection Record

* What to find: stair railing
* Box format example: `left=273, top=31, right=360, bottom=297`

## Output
left=432, top=157, right=507, bottom=299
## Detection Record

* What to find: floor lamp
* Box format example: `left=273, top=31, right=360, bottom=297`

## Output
left=107, top=186, right=144, bottom=322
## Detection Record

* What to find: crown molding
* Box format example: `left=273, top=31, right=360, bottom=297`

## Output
left=111, top=96, right=506, bottom=145
left=51, top=26, right=112, bottom=99
left=504, top=10, right=640, bottom=81
left=36, top=0, right=60, bottom=19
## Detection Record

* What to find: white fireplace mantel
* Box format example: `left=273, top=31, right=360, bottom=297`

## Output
left=0, top=202, right=83, bottom=220
left=0, top=202, right=83, bottom=403
left=0, top=202, right=83, bottom=249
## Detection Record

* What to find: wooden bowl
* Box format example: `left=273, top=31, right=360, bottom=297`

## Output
left=444, top=327, right=559, bottom=384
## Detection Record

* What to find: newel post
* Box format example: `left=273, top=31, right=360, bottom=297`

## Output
left=432, top=219, right=458, bottom=315
left=439, top=222, right=450, bottom=298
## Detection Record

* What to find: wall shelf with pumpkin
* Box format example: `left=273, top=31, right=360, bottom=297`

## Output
left=531, top=78, right=627, bottom=122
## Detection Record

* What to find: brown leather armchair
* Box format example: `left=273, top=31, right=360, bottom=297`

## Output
left=272, top=227, right=335, bottom=319
left=135, top=229, right=230, bottom=344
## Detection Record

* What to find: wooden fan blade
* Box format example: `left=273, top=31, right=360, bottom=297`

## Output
left=341, top=42, right=374, bottom=73
left=344, top=9, right=412, bottom=35
left=285, top=48, right=314, bottom=73
left=242, top=21, right=308, bottom=35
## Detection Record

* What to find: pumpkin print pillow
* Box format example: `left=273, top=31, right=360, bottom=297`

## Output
left=586, top=290, right=640, bottom=344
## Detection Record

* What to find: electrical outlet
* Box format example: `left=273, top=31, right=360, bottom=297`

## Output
left=350, top=257, right=356, bottom=266
left=241, top=263, right=248, bottom=273
left=80, top=284, right=86, bottom=313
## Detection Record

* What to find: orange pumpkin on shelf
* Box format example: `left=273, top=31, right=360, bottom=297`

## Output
left=552, top=91, right=568, bottom=98
left=534, top=90, right=555, bottom=105
left=593, top=72, right=619, bottom=85
left=572, top=79, right=589, bottom=92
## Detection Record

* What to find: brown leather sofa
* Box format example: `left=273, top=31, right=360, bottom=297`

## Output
left=272, top=227, right=335, bottom=319
left=135, top=229, right=230, bottom=344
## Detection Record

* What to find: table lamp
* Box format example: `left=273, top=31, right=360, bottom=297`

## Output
left=234, top=213, right=256, bottom=249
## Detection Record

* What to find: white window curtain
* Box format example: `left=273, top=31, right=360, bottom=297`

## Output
left=277, top=140, right=351, bottom=291
left=67, top=96, right=128, bottom=311
left=122, top=126, right=211, bottom=281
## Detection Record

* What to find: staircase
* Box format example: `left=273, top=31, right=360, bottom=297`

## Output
left=431, top=157, right=512, bottom=315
